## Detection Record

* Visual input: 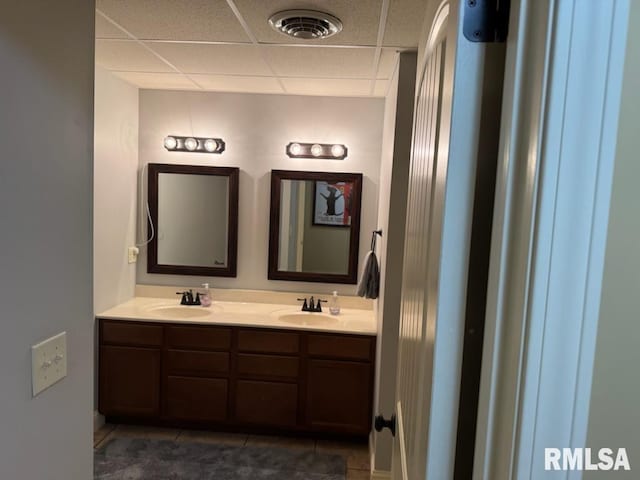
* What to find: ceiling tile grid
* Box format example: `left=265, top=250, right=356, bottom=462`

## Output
left=262, top=46, right=376, bottom=79
left=148, top=43, right=274, bottom=76
left=111, top=71, right=199, bottom=90
left=95, top=0, right=425, bottom=97
left=96, top=0, right=251, bottom=43
left=95, top=40, right=175, bottom=73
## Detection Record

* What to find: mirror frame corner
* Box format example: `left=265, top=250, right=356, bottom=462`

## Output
left=268, top=169, right=363, bottom=284
left=147, top=163, right=240, bottom=277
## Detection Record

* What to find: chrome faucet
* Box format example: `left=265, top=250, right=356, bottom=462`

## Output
left=177, top=289, right=201, bottom=306
left=297, top=296, right=326, bottom=312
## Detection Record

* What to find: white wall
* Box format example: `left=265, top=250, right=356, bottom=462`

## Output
left=94, top=67, right=138, bottom=314
left=0, top=1, right=94, bottom=478
left=585, top=1, right=640, bottom=476
left=136, top=90, right=385, bottom=295
left=371, top=51, right=416, bottom=473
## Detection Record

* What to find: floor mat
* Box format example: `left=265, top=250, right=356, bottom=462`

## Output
left=94, top=437, right=347, bottom=479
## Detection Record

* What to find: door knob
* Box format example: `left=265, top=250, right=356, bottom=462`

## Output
left=374, top=414, right=396, bottom=436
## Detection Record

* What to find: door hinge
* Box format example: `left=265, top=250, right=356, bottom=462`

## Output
left=463, top=0, right=510, bottom=42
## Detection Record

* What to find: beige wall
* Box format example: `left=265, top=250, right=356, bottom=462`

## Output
left=136, top=90, right=384, bottom=295
left=0, top=1, right=95, bottom=478
left=94, top=67, right=139, bottom=314
left=585, top=0, right=640, bottom=476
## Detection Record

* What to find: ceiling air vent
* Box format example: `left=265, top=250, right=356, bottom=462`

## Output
left=268, top=10, right=343, bottom=40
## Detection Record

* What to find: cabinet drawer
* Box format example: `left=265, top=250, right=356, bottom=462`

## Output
left=101, top=321, right=163, bottom=347
left=166, top=325, right=231, bottom=351
left=237, top=354, right=299, bottom=380
left=165, top=376, right=228, bottom=422
left=235, top=380, right=297, bottom=426
left=238, top=330, right=299, bottom=354
left=308, top=334, right=374, bottom=361
left=166, top=350, right=229, bottom=376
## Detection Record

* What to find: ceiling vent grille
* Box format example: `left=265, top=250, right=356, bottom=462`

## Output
left=268, top=10, right=343, bottom=40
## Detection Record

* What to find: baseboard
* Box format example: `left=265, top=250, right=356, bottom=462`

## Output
left=371, top=470, right=391, bottom=480
left=94, top=410, right=105, bottom=431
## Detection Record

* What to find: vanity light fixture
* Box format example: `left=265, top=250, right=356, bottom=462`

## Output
left=163, top=135, right=226, bottom=154
left=286, top=142, right=348, bottom=160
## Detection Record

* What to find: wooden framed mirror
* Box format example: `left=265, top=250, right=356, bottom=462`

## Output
left=268, top=170, right=363, bottom=284
left=147, top=163, right=239, bottom=277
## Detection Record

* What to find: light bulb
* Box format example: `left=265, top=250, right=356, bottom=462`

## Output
left=289, top=143, right=302, bottom=156
left=164, top=136, right=177, bottom=150
left=310, top=144, right=323, bottom=157
left=331, top=144, right=345, bottom=158
left=184, top=137, right=198, bottom=151
left=204, top=139, right=218, bottom=152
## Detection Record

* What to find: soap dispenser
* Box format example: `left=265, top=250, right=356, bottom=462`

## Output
left=329, top=291, right=340, bottom=315
left=200, top=283, right=212, bottom=307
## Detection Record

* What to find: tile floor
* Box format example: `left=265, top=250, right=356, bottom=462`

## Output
left=94, top=424, right=372, bottom=480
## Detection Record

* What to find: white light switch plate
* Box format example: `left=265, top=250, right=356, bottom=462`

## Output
left=127, top=246, right=139, bottom=264
left=31, top=332, right=67, bottom=397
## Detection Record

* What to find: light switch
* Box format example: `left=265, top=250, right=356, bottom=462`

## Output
left=128, top=246, right=139, bottom=264
left=31, top=332, right=67, bottom=396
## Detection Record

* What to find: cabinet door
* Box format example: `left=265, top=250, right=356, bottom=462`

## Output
left=99, top=345, right=161, bottom=417
left=235, top=380, right=298, bottom=426
left=306, top=359, right=373, bottom=435
left=165, top=376, right=228, bottom=422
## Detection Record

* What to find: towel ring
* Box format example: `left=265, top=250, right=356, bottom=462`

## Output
left=371, top=229, right=383, bottom=251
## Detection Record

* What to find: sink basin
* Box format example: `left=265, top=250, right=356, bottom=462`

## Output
left=278, top=313, right=340, bottom=326
left=147, top=305, right=215, bottom=319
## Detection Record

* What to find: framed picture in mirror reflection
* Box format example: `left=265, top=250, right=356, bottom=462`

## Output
left=313, top=181, right=353, bottom=227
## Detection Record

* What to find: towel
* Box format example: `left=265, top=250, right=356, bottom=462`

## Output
left=357, top=251, right=380, bottom=299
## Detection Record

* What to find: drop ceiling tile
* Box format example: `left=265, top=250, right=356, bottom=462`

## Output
left=95, top=12, right=127, bottom=39
left=96, top=0, right=250, bottom=42
left=111, top=71, right=199, bottom=90
left=263, top=46, right=375, bottom=79
left=281, top=78, right=371, bottom=97
left=190, top=74, right=283, bottom=94
left=95, top=40, right=175, bottom=73
left=373, top=79, right=390, bottom=97
left=377, top=48, right=399, bottom=79
left=233, top=0, right=383, bottom=46
left=147, top=43, right=273, bottom=76
left=383, top=0, right=429, bottom=47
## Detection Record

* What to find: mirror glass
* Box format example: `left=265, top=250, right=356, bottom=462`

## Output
left=157, top=173, right=229, bottom=267
left=148, top=164, right=239, bottom=277
left=269, top=171, right=363, bottom=284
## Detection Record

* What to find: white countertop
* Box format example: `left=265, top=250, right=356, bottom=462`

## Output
left=97, top=296, right=377, bottom=336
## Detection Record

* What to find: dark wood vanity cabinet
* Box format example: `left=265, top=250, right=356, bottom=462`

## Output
left=98, top=323, right=163, bottom=417
left=98, top=319, right=375, bottom=437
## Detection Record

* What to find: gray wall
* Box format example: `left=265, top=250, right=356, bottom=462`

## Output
left=136, top=90, right=384, bottom=295
left=371, top=51, right=416, bottom=472
left=585, top=0, right=640, bottom=476
left=0, top=1, right=94, bottom=478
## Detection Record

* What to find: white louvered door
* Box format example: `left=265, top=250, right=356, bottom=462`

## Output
left=391, top=0, right=492, bottom=478
left=392, top=32, right=448, bottom=480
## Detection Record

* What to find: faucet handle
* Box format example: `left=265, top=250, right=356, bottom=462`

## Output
left=297, top=298, right=309, bottom=311
left=176, top=291, right=188, bottom=305
left=315, top=299, right=327, bottom=312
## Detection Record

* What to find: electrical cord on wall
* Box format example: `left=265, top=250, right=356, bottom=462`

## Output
left=136, top=162, right=155, bottom=248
